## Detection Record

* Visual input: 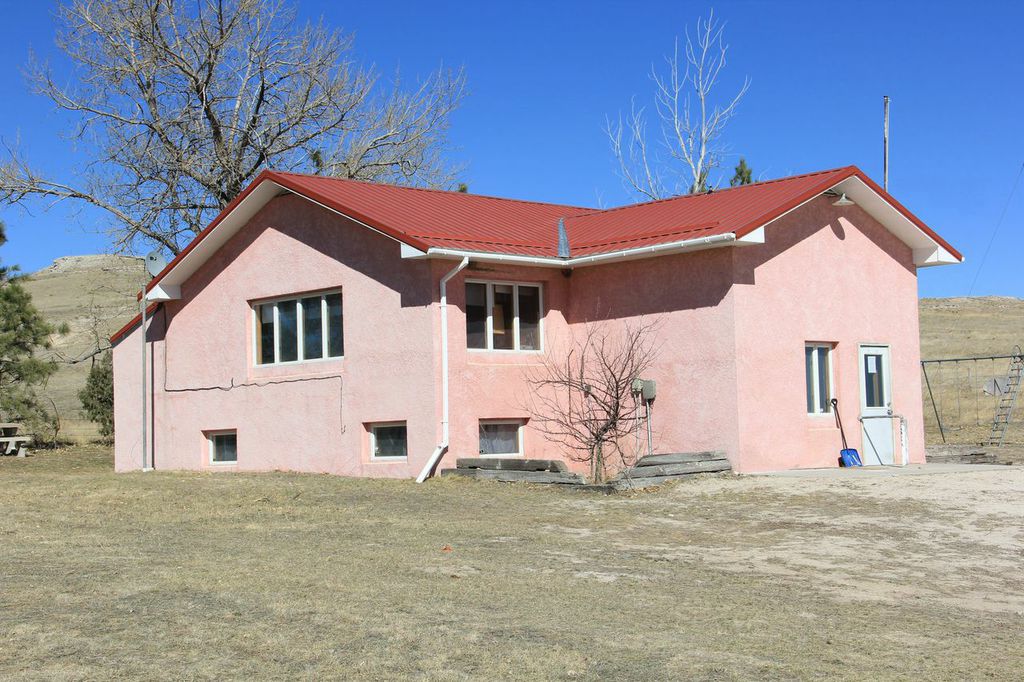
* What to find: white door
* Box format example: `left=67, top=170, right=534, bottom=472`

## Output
left=859, top=345, right=894, bottom=465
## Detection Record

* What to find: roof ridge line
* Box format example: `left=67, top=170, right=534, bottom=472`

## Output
left=570, top=166, right=857, bottom=219
left=267, top=170, right=595, bottom=212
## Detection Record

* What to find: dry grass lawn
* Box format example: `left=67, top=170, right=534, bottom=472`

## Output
left=2, top=447, right=1022, bottom=680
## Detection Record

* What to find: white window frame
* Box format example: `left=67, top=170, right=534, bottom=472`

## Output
left=368, top=421, right=409, bottom=461
left=466, top=280, right=544, bottom=353
left=478, top=419, right=525, bottom=457
left=207, top=430, right=238, bottom=465
left=805, top=343, right=835, bottom=416
left=252, top=290, right=343, bottom=367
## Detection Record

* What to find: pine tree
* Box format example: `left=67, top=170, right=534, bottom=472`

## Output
left=0, top=222, right=58, bottom=438
left=730, top=158, right=753, bottom=187
left=79, top=352, right=114, bottom=439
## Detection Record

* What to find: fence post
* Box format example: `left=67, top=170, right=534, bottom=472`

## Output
left=921, top=361, right=946, bottom=444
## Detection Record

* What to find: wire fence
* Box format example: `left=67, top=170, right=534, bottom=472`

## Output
left=921, top=352, right=1023, bottom=445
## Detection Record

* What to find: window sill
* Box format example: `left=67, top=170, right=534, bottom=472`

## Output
left=370, top=457, right=408, bottom=463
left=478, top=453, right=523, bottom=458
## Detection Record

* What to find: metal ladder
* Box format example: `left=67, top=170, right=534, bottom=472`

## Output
left=987, top=346, right=1024, bottom=446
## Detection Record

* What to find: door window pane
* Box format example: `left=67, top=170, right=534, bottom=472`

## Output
left=326, top=293, right=344, bottom=358
left=466, top=283, right=487, bottom=349
left=864, top=354, right=885, bottom=407
left=518, top=286, right=541, bottom=350
left=372, top=424, right=407, bottom=459
left=302, top=297, right=323, bottom=360
left=257, top=303, right=275, bottom=365
left=479, top=422, right=521, bottom=455
left=492, top=284, right=515, bottom=350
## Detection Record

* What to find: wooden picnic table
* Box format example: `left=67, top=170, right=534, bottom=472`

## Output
left=0, top=423, right=32, bottom=457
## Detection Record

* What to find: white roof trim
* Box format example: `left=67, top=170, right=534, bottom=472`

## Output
left=418, top=233, right=739, bottom=268
left=831, top=176, right=959, bottom=267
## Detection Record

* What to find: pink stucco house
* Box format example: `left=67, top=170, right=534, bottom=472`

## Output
left=111, top=165, right=961, bottom=478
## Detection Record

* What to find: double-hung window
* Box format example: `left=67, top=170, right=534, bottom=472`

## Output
left=466, top=281, right=542, bottom=351
left=805, top=343, right=834, bottom=414
left=255, top=292, right=343, bottom=365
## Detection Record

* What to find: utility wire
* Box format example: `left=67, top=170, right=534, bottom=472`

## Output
left=967, top=161, right=1024, bottom=296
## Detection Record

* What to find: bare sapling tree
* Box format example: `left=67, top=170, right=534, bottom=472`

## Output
left=0, top=0, right=466, bottom=255
left=525, top=319, right=661, bottom=482
left=607, top=9, right=749, bottom=200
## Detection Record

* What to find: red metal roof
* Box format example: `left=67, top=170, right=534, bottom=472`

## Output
left=270, top=170, right=594, bottom=257
left=265, top=165, right=960, bottom=260
left=114, top=164, right=961, bottom=344
left=567, top=167, right=857, bottom=255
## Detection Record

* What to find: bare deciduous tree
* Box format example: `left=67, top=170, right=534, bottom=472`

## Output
left=0, top=0, right=466, bottom=254
left=524, top=319, right=660, bottom=482
left=607, top=10, right=749, bottom=200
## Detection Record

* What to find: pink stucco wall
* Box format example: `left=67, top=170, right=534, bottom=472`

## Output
left=730, top=197, right=925, bottom=472
left=114, top=193, right=928, bottom=477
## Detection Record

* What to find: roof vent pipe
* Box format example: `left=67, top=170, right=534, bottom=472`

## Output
left=557, top=218, right=570, bottom=259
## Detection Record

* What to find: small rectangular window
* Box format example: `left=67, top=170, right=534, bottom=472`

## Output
left=805, top=343, right=833, bottom=414
left=465, top=281, right=543, bottom=352
left=254, top=292, right=343, bottom=365
left=209, top=431, right=238, bottom=464
left=370, top=422, right=408, bottom=460
left=479, top=420, right=524, bottom=456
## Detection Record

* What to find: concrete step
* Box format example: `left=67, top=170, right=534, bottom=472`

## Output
left=455, top=458, right=568, bottom=473
left=635, top=451, right=727, bottom=467
left=441, top=468, right=585, bottom=485
left=613, top=459, right=731, bottom=481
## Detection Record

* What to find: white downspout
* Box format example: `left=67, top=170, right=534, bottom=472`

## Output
left=416, top=256, right=470, bottom=483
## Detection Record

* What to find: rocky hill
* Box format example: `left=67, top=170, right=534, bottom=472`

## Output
left=22, top=255, right=146, bottom=441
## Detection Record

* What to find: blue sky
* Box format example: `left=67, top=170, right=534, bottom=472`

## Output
left=0, top=0, right=1021, bottom=297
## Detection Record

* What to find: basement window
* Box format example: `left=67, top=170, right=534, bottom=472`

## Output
left=255, top=291, right=343, bottom=365
left=805, top=343, right=834, bottom=414
left=479, top=420, right=524, bottom=457
left=465, top=281, right=542, bottom=351
left=208, top=431, right=238, bottom=464
left=369, top=422, right=408, bottom=460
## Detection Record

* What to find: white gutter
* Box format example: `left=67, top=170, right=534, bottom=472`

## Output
left=420, top=233, right=738, bottom=268
left=416, top=256, right=470, bottom=483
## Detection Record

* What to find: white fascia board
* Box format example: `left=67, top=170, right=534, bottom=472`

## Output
left=424, top=233, right=739, bottom=269
left=831, top=176, right=959, bottom=268
left=400, top=243, right=428, bottom=259
left=914, top=246, right=962, bottom=268
left=734, top=226, right=765, bottom=245
left=145, top=284, right=181, bottom=301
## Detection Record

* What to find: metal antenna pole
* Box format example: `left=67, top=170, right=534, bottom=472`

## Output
left=883, top=95, right=890, bottom=191
left=140, top=287, right=148, bottom=471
